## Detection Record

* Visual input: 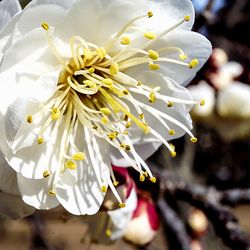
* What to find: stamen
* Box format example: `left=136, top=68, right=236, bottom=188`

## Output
left=149, top=63, right=160, bottom=70
left=26, top=115, right=33, bottom=124
left=72, top=152, right=85, bottom=160
left=110, top=62, right=119, bottom=75
left=189, top=59, right=199, bottom=69
left=148, top=50, right=159, bottom=60
left=43, top=170, right=50, bottom=178
left=37, top=137, right=44, bottom=145
left=144, top=31, right=156, bottom=40
left=148, top=11, right=153, bottom=18
left=51, top=107, right=60, bottom=120
left=200, top=99, right=205, bottom=106
left=65, top=160, right=77, bottom=170
left=120, top=36, right=131, bottom=45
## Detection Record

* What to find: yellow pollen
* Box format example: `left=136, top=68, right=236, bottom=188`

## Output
left=88, top=67, right=95, bottom=74
left=119, top=202, right=126, bottom=208
left=137, top=81, right=142, bottom=86
left=72, top=152, right=85, bottom=161
left=150, top=177, right=157, bottom=183
left=101, top=117, right=109, bottom=124
left=167, top=102, right=173, bottom=107
left=120, top=143, right=131, bottom=151
left=140, top=175, right=145, bottom=182
left=144, top=31, right=156, bottom=40
left=170, top=151, right=177, bottom=158
left=179, top=54, right=187, bottom=60
left=101, top=78, right=113, bottom=86
left=26, top=115, right=33, bottom=124
left=110, top=62, right=119, bottom=75
left=189, top=59, right=199, bottom=69
left=101, top=185, right=107, bottom=193
left=148, top=11, right=153, bottom=18
left=51, top=107, right=60, bottom=120
left=83, top=80, right=95, bottom=87
left=125, top=122, right=132, bottom=128
left=100, top=108, right=111, bottom=116
left=43, top=170, right=50, bottom=178
left=113, top=181, right=119, bottom=187
left=37, top=137, right=44, bottom=145
left=190, top=137, right=198, bottom=143
left=148, top=50, right=159, bottom=60
left=149, top=91, right=156, bottom=103
left=139, top=113, right=144, bottom=120
left=41, top=22, right=49, bottom=30
left=96, top=47, right=107, bottom=59
left=122, top=89, right=129, bottom=95
left=108, top=132, right=117, bottom=140
left=120, top=36, right=131, bottom=45
left=149, top=63, right=160, bottom=70
left=200, top=99, right=205, bottom=106
left=48, top=189, right=56, bottom=196
left=105, top=229, right=112, bottom=237
left=83, top=48, right=93, bottom=60
left=65, top=160, right=77, bottom=170
left=169, top=129, right=176, bottom=136
left=184, top=15, right=191, bottom=21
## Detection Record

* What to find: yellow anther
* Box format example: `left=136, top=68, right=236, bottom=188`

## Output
left=65, top=160, right=77, bottom=170
left=43, top=170, right=50, bottom=178
left=148, top=50, right=159, bottom=60
left=83, top=48, right=93, bottom=60
left=140, top=175, right=145, bottom=182
left=149, top=91, right=156, bottom=103
left=120, top=143, right=130, bottom=151
left=96, top=47, right=107, bottom=60
left=139, top=113, right=144, bottom=120
left=72, top=152, right=85, bottom=161
left=122, top=89, right=129, bottom=95
left=143, top=124, right=151, bottom=134
left=148, top=11, right=153, bottom=18
left=120, top=36, right=131, bottom=45
left=101, top=117, right=109, bottom=124
left=101, top=185, right=107, bottom=193
left=170, top=151, right=177, bottom=158
left=48, top=189, right=56, bottom=196
left=113, top=181, right=119, bottom=187
left=137, top=81, right=142, bottom=86
left=51, top=107, right=60, bottom=120
left=189, top=59, right=199, bottom=69
left=149, top=63, right=160, bottom=70
left=144, top=171, right=148, bottom=177
left=123, top=114, right=129, bottom=121
left=83, top=80, right=95, bottom=87
left=169, top=129, right=176, bottom=136
left=37, top=137, right=44, bottom=145
left=200, top=99, right=205, bottom=106
left=110, top=62, right=119, bottom=75
left=92, top=125, right=98, bottom=130
left=167, top=102, right=173, bottom=107
left=26, top=115, right=33, bottom=124
left=41, top=22, right=49, bottom=30
left=179, top=54, right=187, bottom=60
left=119, top=202, right=126, bottom=208
left=88, top=67, right=95, bottom=74
left=105, top=229, right=112, bottom=237
left=100, top=108, right=111, bottom=116
left=144, top=31, right=156, bottom=40
left=108, top=132, right=117, bottom=140
left=190, top=137, right=198, bottom=143
left=125, top=122, right=132, bottom=128
left=150, top=177, right=157, bottom=183
left=101, top=78, right=113, bottom=86
left=123, top=131, right=128, bottom=135
left=184, top=15, right=191, bottom=21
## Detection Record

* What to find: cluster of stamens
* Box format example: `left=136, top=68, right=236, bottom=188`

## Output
left=25, top=11, right=205, bottom=208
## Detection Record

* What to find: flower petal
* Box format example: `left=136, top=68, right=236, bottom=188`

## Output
left=17, top=173, right=60, bottom=209
left=0, top=0, right=21, bottom=31
left=0, top=191, right=35, bottom=219
left=0, top=151, right=19, bottom=195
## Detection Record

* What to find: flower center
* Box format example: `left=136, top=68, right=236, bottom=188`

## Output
left=25, top=12, right=204, bottom=204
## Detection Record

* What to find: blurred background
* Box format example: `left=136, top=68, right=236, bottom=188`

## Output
left=0, top=0, right=250, bottom=249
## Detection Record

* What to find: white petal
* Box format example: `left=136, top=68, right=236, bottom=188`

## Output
left=55, top=0, right=148, bottom=45
left=108, top=188, right=137, bottom=240
left=0, top=191, right=35, bottom=219
left=17, top=173, right=60, bottom=209
left=147, top=0, right=195, bottom=32
left=0, top=151, right=19, bottom=195
left=56, top=129, right=110, bottom=215
left=0, top=0, right=21, bottom=31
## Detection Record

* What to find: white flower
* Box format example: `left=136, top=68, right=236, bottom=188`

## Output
left=0, top=0, right=211, bottom=215
left=217, top=82, right=250, bottom=119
